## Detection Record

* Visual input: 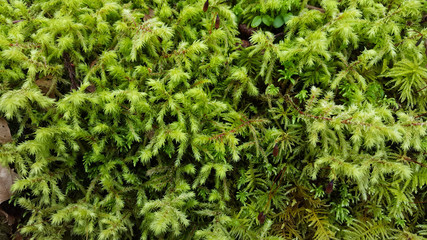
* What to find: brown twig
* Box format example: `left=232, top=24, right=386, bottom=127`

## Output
left=402, top=122, right=427, bottom=126
left=63, top=52, right=80, bottom=90
left=306, top=5, right=325, bottom=13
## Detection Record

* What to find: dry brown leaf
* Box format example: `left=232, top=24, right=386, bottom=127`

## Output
left=425, top=39, right=427, bottom=57
left=0, top=120, right=17, bottom=206
left=0, top=118, right=12, bottom=144
left=241, top=40, right=251, bottom=48
left=35, top=76, right=56, bottom=98
left=0, top=165, right=18, bottom=205
left=238, top=24, right=255, bottom=37
left=35, top=79, right=52, bottom=92
left=0, top=208, right=15, bottom=225
left=14, top=232, right=23, bottom=240
left=85, top=84, right=96, bottom=93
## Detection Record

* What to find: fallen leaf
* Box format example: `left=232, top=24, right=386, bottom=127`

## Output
left=85, top=84, right=96, bottom=93
left=241, top=40, right=251, bottom=48
left=35, top=79, right=55, bottom=98
left=238, top=24, right=255, bottom=37
left=14, top=232, right=23, bottom=240
left=0, top=165, right=18, bottom=205
left=425, top=39, right=427, bottom=57
left=0, top=208, right=15, bottom=225
left=0, top=118, right=12, bottom=144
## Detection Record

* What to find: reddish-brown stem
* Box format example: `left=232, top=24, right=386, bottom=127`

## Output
left=209, top=12, right=218, bottom=34
left=306, top=5, right=325, bottom=13
left=402, top=156, right=427, bottom=168
left=415, top=112, right=427, bottom=119
left=416, top=85, right=427, bottom=93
